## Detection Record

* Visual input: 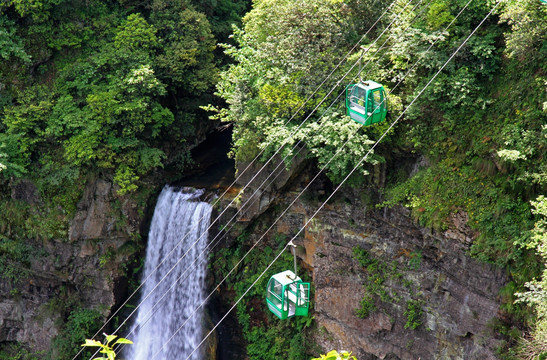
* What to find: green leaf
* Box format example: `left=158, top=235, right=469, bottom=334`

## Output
left=82, top=339, right=102, bottom=347
left=114, top=337, right=133, bottom=345
left=104, top=334, right=117, bottom=345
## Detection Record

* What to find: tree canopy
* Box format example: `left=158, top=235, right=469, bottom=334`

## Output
left=0, top=0, right=231, bottom=200
left=212, top=0, right=546, bottom=356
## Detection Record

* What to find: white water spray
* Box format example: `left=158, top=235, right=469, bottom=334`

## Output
left=127, top=186, right=212, bottom=360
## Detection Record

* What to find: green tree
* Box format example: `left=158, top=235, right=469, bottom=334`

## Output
left=189, top=0, right=250, bottom=40
left=214, top=0, right=385, bottom=183
left=50, top=12, right=173, bottom=194
left=0, top=134, right=26, bottom=178
left=297, top=113, right=378, bottom=185
left=50, top=308, right=103, bottom=360
left=0, top=15, right=31, bottom=63
left=500, top=0, right=547, bottom=66
left=1, top=0, right=221, bottom=197
left=1, top=0, right=69, bottom=22
left=150, top=3, right=218, bottom=95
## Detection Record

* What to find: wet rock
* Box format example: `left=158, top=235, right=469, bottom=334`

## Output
left=69, top=179, right=114, bottom=241
left=442, top=211, right=477, bottom=249
left=0, top=300, right=23, bottom=342
left=0, top=177, right=149, bottom=352
left=237, top=187, right=507, bottom=359
left=235, top=151, right=308, bottom=221
left=9, top=179, right=41, bottom=205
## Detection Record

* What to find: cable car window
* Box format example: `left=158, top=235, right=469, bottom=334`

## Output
left=297, top=283, right=309, bottom=306
left=289, top=283, right=297, bottom=294
left=267, top=279, right=283, bottom=308
left=270, top=279, right=282, bottom=296
left=284, top=288, right=290, bottom=312
left=372, top=90, right=382, bottom=111
left=287, top=283, right=299, bottom=305
left=349, top=86, right=366, bottom=112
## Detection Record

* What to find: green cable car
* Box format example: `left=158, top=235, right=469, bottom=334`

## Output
left=266, top=270, right=310, bottom=320
left=345, top=80, right=387, bottom=126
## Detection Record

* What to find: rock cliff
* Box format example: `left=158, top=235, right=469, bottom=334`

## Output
left=0, top=141, right=509, bottom=359
left=303, top=200, right=506, bottom=359
left=0, top=178, right=149, bottom=353
left=229, top=159, right=508, bottom=359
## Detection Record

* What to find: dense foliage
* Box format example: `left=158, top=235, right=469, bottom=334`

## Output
left=210, top=0, right=392, bottom=184
left=213, top=0, right=546, bottom=358
left=0, top=0, right=249, bottom=358
left=378, top=4, right=546, bottom=354
left=515, top=196, right=547, bottom=358
left=210, top=229, right=315, bottom=360
left=0, top=0, right=221, bottom=198
left=0, top=0, right=545, bottom=358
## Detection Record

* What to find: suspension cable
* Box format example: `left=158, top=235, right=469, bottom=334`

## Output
left=79, top=5, right=415, bottom=359
left=158, top=2, right=501, bottom=358
left=114, top=0, right=475, bottom=355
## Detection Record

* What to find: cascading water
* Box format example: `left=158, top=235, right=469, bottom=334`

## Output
left=126, top=186, right=212, bottom=360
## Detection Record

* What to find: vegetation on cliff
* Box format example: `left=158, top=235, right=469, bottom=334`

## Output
left=212, top=0, right=546, bottom=358
left=0, top=0, right=223, bottom=198
left=210, top=229, right=315, bottom=359
left=0, top=0, right=248, bottom=358
left=0, top=0, right=546, bottom=358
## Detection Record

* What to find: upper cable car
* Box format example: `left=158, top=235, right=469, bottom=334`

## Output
left=345, top=80, right=387, bottom=126
left=265, top=241, right=310, bottom=320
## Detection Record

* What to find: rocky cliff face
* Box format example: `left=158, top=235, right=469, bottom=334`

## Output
left=303, top=200, right=506, bottom=359
left=0, top=178, right=149, bottom=352
left=0, top=143, right=509, bottom=359
left=230, top=160, right=508, bottom=359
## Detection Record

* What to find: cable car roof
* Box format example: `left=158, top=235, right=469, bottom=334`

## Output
left=270, top=270, right=302, bottom=286
left=356, top=80, right=384, bottom=90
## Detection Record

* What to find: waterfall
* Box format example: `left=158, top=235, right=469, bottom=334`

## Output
left=126, top=186, right=212, bottom=360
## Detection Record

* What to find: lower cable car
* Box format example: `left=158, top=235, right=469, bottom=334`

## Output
left=345, top=80, right=387, bottom=126
left=266, top=241, right=310, bottom=320
left=266, top=270, right=310, bottom=320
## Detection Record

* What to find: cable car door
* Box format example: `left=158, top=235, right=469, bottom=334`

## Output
left=368, top=90, right=383, bottom=124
